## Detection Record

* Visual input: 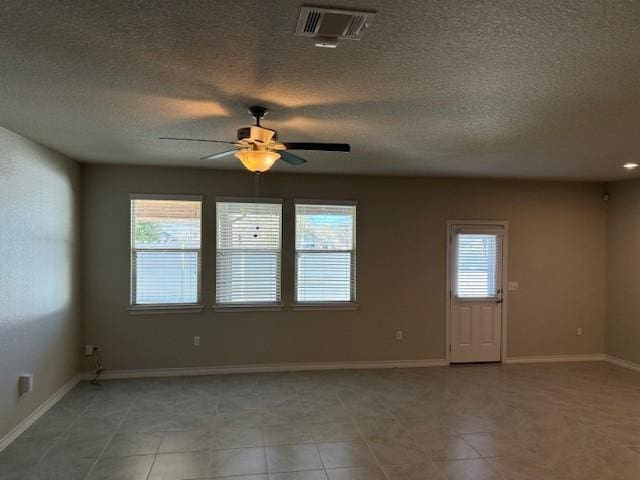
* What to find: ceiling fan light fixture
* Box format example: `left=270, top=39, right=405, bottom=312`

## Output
left=234, top=149, right=280, bottom=173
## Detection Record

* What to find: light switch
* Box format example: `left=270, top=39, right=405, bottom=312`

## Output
left=508, top=281, right=519, bottom=291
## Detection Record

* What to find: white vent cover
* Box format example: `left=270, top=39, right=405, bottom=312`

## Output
left=296, top=6, right=375, bottom=46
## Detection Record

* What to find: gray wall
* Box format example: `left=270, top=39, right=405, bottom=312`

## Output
left=0, top=128, right=80, bottom=439
left=81, top=164, right=606, bottom=371
left=606, top=179, right=640, bottom=364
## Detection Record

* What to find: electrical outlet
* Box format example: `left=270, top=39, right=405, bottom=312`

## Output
left=508, top=281, right=519, bottom=291
left=84, top=345, right=94, bottom=356
left=396, top=330, right=403, bottom=340
left=576, top=328, right=583, bottom=336
left=193, top=336, right=200, bottom=347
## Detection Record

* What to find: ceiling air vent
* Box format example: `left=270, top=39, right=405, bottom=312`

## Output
left=295, top=6, right=376, bottom=48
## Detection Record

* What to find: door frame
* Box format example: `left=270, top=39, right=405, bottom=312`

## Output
left=445, top=220, right=509, bottom=364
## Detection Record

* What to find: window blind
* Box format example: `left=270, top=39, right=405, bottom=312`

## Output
left=295, top=203, right=356, bottom=303
left=216, top=200, right=282, bottom=305
left=455, top=233, right=499, bottom=298
left=130, top=197, right=202, bottom=305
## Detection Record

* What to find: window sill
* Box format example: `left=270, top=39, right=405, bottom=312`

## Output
left=214, top=303, right=283, bottom=312
left=292, top=303, right=359, bottom=311
left=128, top=304, right=204, bottom=315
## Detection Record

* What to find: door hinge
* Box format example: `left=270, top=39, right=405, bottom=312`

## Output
left=449, top=344, right=452, bottom=352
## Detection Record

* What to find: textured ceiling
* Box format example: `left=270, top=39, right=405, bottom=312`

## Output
left=2, top=0, right=640, bottom=179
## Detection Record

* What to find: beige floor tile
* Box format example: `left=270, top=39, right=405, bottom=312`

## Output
left=212, top=426, right=264, bottom=449
left=317, top=441, right=378, bottom=469
left=148, top=451, right=210, bottom=479
left=384, top=462, right=448, bottom=480
left=158, top=429, right=212, bottom=453
left=325, top=466, right=387, bottom=480
left=410, top=430, right=481, bottom=460
left=102, top=432, right=163, bottom=457
left=369, top=440, right=428, bottom=466
left=9, top=363, right=640, bottom=480
left=266, top=444, right=323, bottom=473
left=268, top=471, right=328, bottom=480
left=210, top=447, right=268, bottom=477
left=262, top=424, right=315, bottom=446
left=216, top=409, right=263, bottom=428
left=212, top=475, right=267, bottom=479
left=485, top=455, right=561, bottom=480
left=434, top=458, right=502, bottom=480
left=312, top=422, right=361, bottom=443
left=545, top=446, right=640, bottom=480
left=88, top=454, right=155, bottom=480
left=461, top=432, right=530, bottom=458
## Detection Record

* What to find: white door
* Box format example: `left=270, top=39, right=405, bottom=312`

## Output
left=449, top=225, right=504, bottom=363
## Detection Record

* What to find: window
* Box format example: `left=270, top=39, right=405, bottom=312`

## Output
left=216, top=199, right=282, bottom=306
left=295, top=202, right=356, bottom=304
left=454, top=232, right=501, bottom=299
left=130, top=195, right=202, bottom=307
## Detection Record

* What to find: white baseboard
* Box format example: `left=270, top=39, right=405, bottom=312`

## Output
left=80, top=359, right=448, bottom=380
left=0, top=374, right=81, bottom=453
left=503, top=354, right=606, bottom=364
left=605, top=354, right=640, bottom=373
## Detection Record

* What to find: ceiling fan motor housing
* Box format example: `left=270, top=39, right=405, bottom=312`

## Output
left=237, top=126, right=278, bottom=143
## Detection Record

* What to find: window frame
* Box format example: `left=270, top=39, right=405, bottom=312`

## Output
left=293, top=199, right=358, bottom=308
left=128, top=193, right=204, bottom=313
left=214, top=196, right=283, bottom=311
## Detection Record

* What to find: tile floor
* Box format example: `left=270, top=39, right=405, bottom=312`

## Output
left=2, top=362, right=640, bottom=479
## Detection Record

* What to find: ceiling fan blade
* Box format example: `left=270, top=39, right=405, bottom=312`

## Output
left=281, top=142, right=351, bottom=152
left=201, top=149, right=237, bottom=160
left=279, top=151, right=307, bottom=166
left=160, top=137, right=236, bottom=144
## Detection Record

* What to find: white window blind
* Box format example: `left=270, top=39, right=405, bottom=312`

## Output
left=455, top=233, right=500, bottom=298
left=295, top=203, right=356, bottom=303
left=216, top=200, right=282, bottom=305
left=130, top=197, right=202, bottom=305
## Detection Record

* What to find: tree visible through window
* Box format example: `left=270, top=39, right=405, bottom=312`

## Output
left=130, top=197, right=202, bottom=305
left=295, top=203, right=356, bottom=303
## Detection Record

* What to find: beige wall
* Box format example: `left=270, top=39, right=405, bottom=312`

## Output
left=605, top=179, right=640, bottom=364
left=81, top=164, right=606, bottom=371
left=0, top=128, right=80, bottom=439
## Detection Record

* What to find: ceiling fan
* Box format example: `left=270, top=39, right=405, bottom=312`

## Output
left=160, top=105, right=351, bottom=173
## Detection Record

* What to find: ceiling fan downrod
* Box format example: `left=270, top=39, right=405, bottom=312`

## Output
left=249, top=105, right=268, bottom=127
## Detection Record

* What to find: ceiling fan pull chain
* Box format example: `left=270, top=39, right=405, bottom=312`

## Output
left=254, top=172, right=260, bottom=197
